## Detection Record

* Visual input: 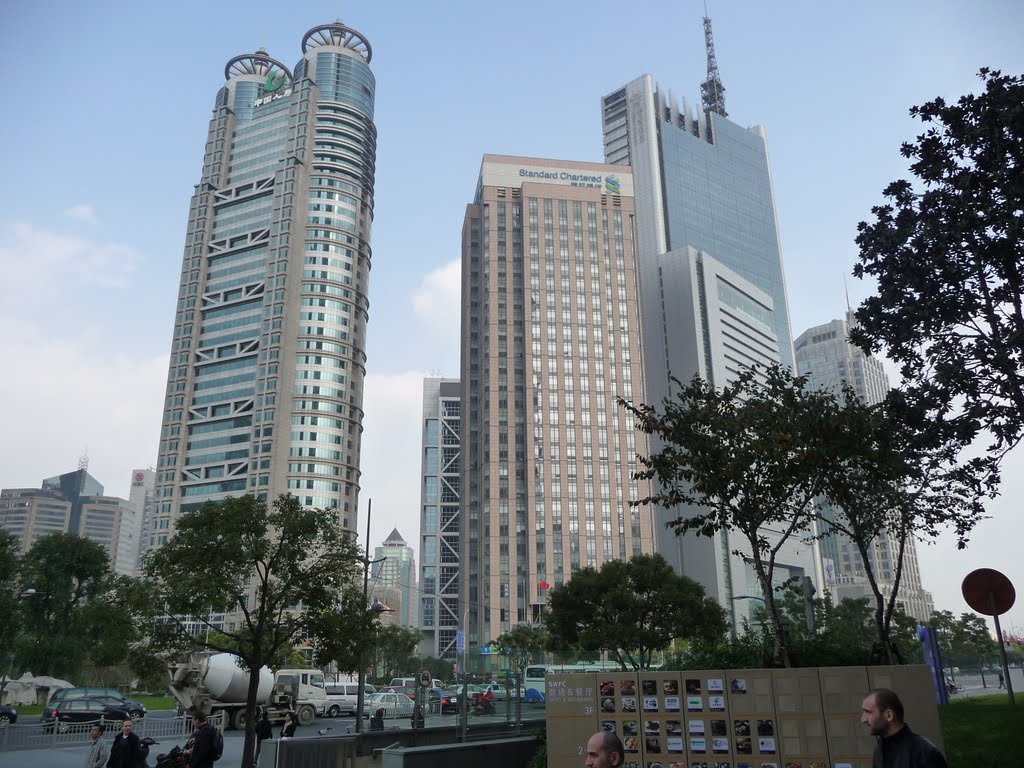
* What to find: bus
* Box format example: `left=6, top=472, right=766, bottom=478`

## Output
left=524, top=661, right=627, bottom=699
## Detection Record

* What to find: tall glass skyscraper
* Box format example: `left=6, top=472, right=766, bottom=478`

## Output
left=601, top=75, right=819, bottom=629
left=150, top=23, right=377, bottom=545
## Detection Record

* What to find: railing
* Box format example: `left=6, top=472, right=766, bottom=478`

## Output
left=0, top=711, right=225, bottom=752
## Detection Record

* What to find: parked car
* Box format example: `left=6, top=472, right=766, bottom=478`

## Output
left=0, top=705, right=17, bottom=725
left=324, top=681, right=376, bottom=717
left=362, top=691, right=414, bottom=719
left=85, top=695, right=146, bottom=720
left=42, top=697, right=134, bottom=731
left=47, top=687, right=147, bottom=719
left=437, top=689, right=460, bottom=714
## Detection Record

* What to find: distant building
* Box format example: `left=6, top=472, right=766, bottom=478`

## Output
left=372, top=529, right=417, bottom=627
left=0, top=468, right=140, bottom=575
left=418, top=377, right=461, bottom=660
left=795, top=312, right=934, bottom=621
left=127, top=468, right=155, bottom=575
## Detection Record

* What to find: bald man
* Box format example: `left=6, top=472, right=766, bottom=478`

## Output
left=585, top=730, right=624, bottom=768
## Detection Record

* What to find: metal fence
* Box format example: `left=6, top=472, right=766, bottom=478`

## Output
left=0, top=711, right=225, bottom=752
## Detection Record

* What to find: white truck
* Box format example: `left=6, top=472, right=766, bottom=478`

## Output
left=168, top=652, right=327, bottom=730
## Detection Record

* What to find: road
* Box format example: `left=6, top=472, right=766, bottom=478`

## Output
left=947, top=665, right=1024, bottom=699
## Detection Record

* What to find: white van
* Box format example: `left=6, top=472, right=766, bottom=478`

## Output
left=325, top=681, right=376, bottom=717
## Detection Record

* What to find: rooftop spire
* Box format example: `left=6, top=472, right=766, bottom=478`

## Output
left=700, top=10, right=727, bottom=118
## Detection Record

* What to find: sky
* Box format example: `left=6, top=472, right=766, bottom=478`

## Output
left=1, top=0, right=1022, bottom=637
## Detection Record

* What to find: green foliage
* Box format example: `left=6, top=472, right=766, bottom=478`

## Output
left=545, top=553, right=726, bottom=669
left=366, top=625, right=423, bottom=681
left=493, top=624, right=549, bottom=680
left=409, top=656, right=454, bottom=683
left=928, top=610, right=1000, bottom=669
left=815, top=389, right=988, bottom=664
left=623, top=365, right=845, bottom=666
left=853, top=69, right=1024, bottom=463
left=0, top=532, right=20, bottom=675
left=15, top=532, right=112, bottom=678
left=143, top=493, right=364, bottom=768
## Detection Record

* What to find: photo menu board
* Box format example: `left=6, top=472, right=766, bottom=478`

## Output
left=636, top=671, right=686, bottom=768
left=772, top=668, right=829, bottom=768
left=818, top=666, right=873, bottom=768
left=546, top=665, right=941, bottom=768
left=546, top=674, right=600, bottom=768
left=679, top=669, right=733, bottom=768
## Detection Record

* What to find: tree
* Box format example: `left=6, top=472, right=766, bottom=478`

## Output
left=852, top=69, right=1024, bottom=462
left=815, top=390, right=988, bottom=664
left=0, top=532, right=20, bottom=697
left=16, top=532, right=112, bottom=678
left=493, top=624, right=548, bottom=684
left=622, top=365, right=842, bottom=666
left=545, top=554, right=726, bottom=669
left=143, top=493, right=365, bottom=768
left=366, top=625, right=422, bottom=682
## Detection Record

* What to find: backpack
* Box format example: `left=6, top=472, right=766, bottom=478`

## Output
left=212, top=725, right=224, bottom=761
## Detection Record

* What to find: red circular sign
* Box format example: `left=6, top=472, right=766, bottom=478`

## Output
left=961, top=568, right=1015, bottom=616
left=134, top=472, right=144, bottom=481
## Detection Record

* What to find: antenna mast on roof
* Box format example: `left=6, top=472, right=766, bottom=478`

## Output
left=700, top=6, right=728, bottom=119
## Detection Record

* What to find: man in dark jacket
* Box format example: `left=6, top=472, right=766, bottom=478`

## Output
left=255, top=709, right=273, bottom=763
left=105, top=719, right=142, bottom=768
left=861, top=688, right=947, bottom=768
left=185, top=711, right=218, bottom=768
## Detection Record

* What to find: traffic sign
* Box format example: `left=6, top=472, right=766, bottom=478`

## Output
left=419, top=667, right=432, bottom=688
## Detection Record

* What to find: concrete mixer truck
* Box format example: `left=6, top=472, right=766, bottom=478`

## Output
left=168, top=652, right=327, bottom=730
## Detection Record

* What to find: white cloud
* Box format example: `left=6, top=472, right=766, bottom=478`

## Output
left=412, top=259, right=461, bottom=332
left=0, top=222, right=140, bottom=308
left=359, top=370, right=430, bottom=549
left=64, top=204, right=97, bottom=224
left=0, top=328, right=168, bottom=499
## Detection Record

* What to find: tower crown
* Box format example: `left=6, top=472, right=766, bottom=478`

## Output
left=301, top=22, right=372, bottom=62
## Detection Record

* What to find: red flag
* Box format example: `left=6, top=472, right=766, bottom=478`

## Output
left=539, top=580, right=550, bottom=590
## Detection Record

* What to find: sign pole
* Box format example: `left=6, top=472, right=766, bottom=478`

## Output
left=991, top=591, right=1015, bottom=705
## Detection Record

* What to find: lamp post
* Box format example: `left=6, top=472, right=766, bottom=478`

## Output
left=459, top=607, right=469, bottom=742
left=18, top=588, right=48, bottom=677
left=355, top=500, right=392, bottom=734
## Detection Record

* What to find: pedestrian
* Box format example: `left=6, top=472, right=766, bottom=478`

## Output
left=183, top=711, right=218, bottom=768
left=105, top=718, right=142, bottom=768
left=585, top=730, right=624, bottom=768
left=998, top=670, right=1005, bottom=689
left=84, top=723, right=107, bottom=768
left=860, top=688, right=947, bottom=768
left=255, top=708, right=273, bottom=762
left=281, top=710, right=297, bottom=739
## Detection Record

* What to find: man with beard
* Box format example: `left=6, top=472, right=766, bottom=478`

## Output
left=860, top=689, right=946, bottom=768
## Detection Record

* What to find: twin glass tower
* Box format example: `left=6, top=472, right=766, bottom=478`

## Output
left=150, top=23, right=376, bottom=546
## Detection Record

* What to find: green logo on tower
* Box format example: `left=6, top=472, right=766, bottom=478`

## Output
left=265, top=70, right=286, bottom=92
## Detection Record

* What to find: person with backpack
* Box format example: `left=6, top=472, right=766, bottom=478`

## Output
left=184, top=711, right=221, bottom=768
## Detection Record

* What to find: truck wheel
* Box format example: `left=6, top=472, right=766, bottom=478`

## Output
left=231, top=708, right=247, bottom=731
left=296, top=704, right=315, bottom=726
left=328, top=705, right=340, bottom=718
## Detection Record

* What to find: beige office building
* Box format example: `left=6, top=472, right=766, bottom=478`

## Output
left=460, top=155, right=654, bottom=647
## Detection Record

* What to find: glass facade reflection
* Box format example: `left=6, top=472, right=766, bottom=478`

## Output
left=150, top=23, right=377, bottom=551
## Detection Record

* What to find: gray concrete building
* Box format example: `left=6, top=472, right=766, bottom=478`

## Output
left=150, top=22, right=378, bottom=555
left=460, top=155, right=655, bottom=649
left=418, top=377, right=462, bottom=661
left=795, top=312, right=934, bottom=621
left=0, top=468, right=140, bottom=576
